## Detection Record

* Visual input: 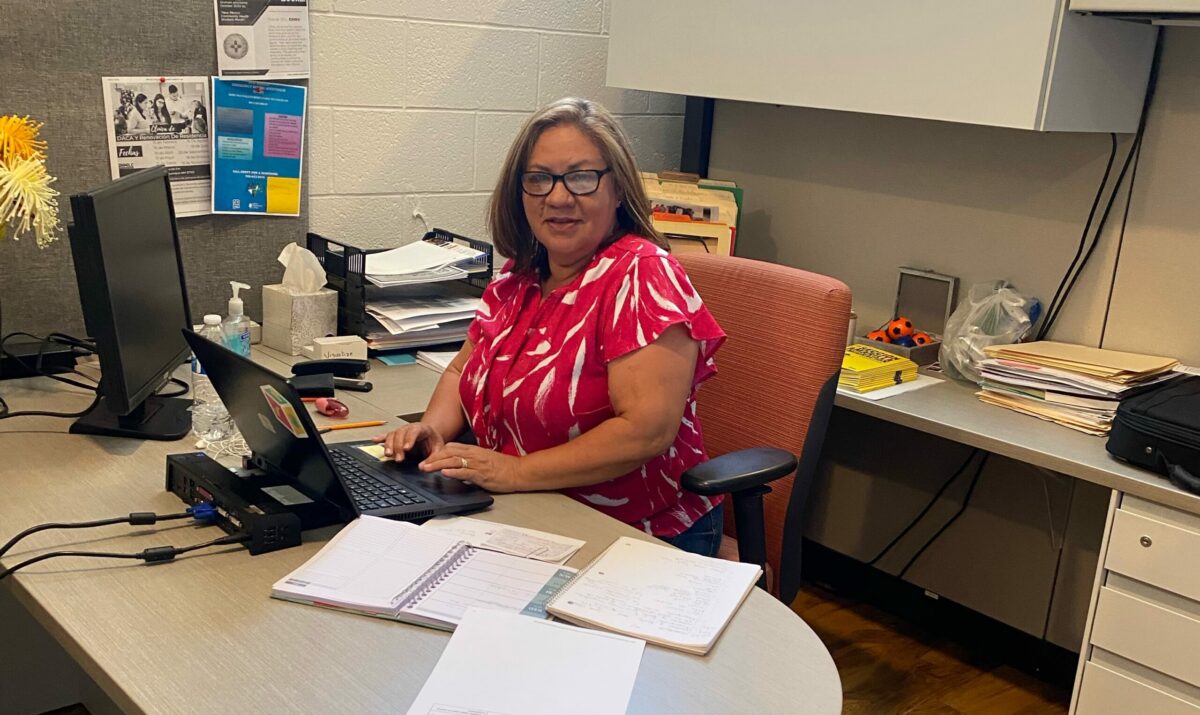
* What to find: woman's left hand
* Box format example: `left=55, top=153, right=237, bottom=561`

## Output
left=420, top=443, right=526, bottom=493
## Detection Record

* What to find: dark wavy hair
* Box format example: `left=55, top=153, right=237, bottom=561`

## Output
left=487, top=97, right=667, bottom=276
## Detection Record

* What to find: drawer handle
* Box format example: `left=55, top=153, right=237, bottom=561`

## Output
left=1140, top=535, right=1153, bottom=548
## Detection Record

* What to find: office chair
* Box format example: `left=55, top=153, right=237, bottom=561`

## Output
left=678, top=252, right=851, bottom=603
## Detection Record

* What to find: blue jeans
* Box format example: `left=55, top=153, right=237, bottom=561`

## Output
left=663, top=502, right=725, bottom=557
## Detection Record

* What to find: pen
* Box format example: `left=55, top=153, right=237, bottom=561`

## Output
left=317, top=420, right=386, bottom=434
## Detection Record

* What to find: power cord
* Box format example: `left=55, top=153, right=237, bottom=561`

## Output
left=896, top=453, right=992, bottom=579
left=1036, top=34, right=1163, bottom=341
left=0, top=504, right=218, bottom=560
left=0, top=532, right=249, bottom=581
left=1036, top=132, right=1118, bottom=341
left=865, top=449, right=981, bottom=566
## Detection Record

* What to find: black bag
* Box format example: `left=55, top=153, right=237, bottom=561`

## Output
left=1106, top=375, right=1200, bottom=494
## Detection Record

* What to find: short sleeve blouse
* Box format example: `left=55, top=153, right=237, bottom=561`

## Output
left=460, top=234, right=726, bottom=537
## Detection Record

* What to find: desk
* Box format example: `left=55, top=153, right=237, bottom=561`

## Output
left=833, top=374, right=1200, bottom=713
left=0, top=349, right=841, bottom=715
left=835, top=375, right=1200, bottom=515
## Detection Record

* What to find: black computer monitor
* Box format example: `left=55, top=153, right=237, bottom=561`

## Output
left=67, top=166, right=193, bottom=440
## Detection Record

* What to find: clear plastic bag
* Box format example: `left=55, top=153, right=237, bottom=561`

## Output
left=939, top=281, right=1040, bottom=384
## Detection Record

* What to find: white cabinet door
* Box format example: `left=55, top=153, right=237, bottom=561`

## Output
left=607, top=0, right=1157, bottom=132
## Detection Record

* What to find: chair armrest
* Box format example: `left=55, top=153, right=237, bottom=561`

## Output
left=682, top=448, right=798, bottom=496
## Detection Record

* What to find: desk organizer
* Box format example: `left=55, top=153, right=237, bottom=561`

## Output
left=306, top=229, right=494, bottom=349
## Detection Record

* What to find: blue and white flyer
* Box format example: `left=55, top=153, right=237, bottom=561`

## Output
left=210, top=78, right=305, bottom=216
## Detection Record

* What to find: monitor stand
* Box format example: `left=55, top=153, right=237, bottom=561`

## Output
left=70, top=395, right=192, bottom=441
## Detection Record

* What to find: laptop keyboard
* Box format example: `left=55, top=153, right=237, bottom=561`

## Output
left=329, top=449, right=429, bottom=512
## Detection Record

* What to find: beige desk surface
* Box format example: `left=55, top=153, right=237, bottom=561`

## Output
left=834, top=374, right=1200, bottom=516
left=0, top=350, right=841, bottom=715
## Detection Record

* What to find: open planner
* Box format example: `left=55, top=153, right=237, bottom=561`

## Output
left=546, top=536, right=762, bottom=655
left=271, top=516, right=575, bottom=630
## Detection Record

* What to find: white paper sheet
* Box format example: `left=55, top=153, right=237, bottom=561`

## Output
left=405, top=609, right=644, bottom=715
left=422, top=516, right=585, bottom=564
left=837, top=373, right=942, bottom=401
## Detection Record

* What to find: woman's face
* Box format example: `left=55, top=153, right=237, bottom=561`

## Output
left=155, top=97, right=166, bottom=109
left=522, top=124, right=619, bottom=268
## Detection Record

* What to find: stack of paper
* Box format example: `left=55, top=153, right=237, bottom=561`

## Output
left=364, top=240, right=486, bottom=287
left=977, top=342, right=1181, bottom=435
left=415, top=349, right=458, bottom=373
left=838, top=344, right=919, bottom=393
left=643, top=172, right=739, bottom=256
left=365, top=296, right=479, bottom=335
left=364, top=295, right=478, bottom=350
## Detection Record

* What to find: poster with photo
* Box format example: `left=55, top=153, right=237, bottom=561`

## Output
left=214, top=0, right=310, bottom=80
left=211, top=78, right=305, bottom=216
left=102, top=77, right=212, bottom=218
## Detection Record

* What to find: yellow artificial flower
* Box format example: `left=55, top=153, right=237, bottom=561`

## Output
left=0, top=156, right=60, bottom=248
left=0, top=115, right=48, bottom=165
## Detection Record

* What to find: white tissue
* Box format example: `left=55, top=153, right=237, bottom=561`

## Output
left=277, top=242, right=327, bottom=294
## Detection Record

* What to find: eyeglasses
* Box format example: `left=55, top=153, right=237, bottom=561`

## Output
left=521, top=168, right=611, bottom=197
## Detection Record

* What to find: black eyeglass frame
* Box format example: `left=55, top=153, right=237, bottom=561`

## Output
left=520, top=168, right=612, bottom=197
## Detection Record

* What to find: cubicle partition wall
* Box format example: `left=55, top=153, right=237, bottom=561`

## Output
left=0, top=1, right=308, bottom=338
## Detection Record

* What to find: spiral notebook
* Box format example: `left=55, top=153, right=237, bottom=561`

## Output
left=270, top=516, right=575, bottom=631
left=545, top=536, right=761, bottom=655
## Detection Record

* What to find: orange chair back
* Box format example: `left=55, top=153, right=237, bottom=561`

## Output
left=679, top=252, right=851, bottom=592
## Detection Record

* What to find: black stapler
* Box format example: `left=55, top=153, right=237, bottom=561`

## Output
left=290, top=359, right=373, bottom=393
left=291, top=358, right=370, bottom=379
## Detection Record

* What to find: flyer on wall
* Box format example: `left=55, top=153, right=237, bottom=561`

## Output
left=214, top=0, right=311, bottom=79
left=211, top=78, right=305, bottom=216
left=101, top=77, right=212, bottom=218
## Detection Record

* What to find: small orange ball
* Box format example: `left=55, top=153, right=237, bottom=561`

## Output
left=912, top=331, right=934, bottom=346
left=886, top=316, right=915, bottom=340
left=866, top=329, right=892, bottom=343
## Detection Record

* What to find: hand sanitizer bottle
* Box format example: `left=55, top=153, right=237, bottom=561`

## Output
left=223, top=281, right=252, bottom=357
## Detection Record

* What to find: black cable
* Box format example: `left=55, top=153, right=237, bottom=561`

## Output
left=1099, top=129, right=1145, bottom=348
left=157, top=376, right=189, bottom=399
left=0, top=511, right=193, bottom=559
left=897, top=453, right=992, bottom=579
left=0, top=331, right=98, bottom=392
left=1036, top=133, right=1118, bottom=341
left=0, top=392, right=100, bottom=421
left=1038, top=133, right=1142, bottom=339
left=1037, top=33, right=1163, bottom=341
left=865, top=449, right=980, bottom=566
left=0, top=533, right=248, bottom=581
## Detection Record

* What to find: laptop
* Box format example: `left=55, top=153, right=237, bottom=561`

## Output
left=182, top=329, right=493, bottom=522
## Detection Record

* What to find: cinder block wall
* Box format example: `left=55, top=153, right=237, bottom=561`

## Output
left=307, top=0, right=686, bottom=248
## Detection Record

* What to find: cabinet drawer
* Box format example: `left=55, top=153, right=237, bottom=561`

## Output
left=1107, top=508, right=1200, bottom=602
left=1076, top=661, right=1200, bottom=715
left=1091, top=587, right=1200, bottom=687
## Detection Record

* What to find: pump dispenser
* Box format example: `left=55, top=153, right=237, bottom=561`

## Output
left=223, top=281, right=252, bottom=356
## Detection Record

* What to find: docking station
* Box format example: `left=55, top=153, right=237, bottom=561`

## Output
left=166, top=452, right=343, bottom=555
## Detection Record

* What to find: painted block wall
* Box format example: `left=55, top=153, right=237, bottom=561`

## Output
left=307, top=0, right=687, bottom=248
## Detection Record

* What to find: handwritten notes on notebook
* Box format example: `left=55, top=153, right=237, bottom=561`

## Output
left=546, top=536, right=761, bottom=655
left=405, top=608, right=644, bottom=715
left=422, top=515, right=585, bottom=564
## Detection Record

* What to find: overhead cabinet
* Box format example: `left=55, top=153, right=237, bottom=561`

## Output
left=607, top=0, right=1158, bottom=132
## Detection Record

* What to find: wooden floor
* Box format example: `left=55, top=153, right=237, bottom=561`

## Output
left=791, top=585, right=1071, bottom=714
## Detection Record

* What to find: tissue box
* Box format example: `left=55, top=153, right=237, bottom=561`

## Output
left=262, top=284, right=337, bottom=355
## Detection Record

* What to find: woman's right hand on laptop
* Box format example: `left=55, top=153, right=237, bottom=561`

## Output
left=374, top=423, right=445, bottom=462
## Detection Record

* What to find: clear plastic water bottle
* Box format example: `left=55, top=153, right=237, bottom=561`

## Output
left=192, top=314, right=234, bottom=442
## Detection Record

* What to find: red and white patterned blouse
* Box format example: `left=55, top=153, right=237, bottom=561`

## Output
left=460, top=234, right=726, bottom=537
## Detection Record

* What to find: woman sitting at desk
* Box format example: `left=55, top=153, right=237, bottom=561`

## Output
left=375, top=97, right=727, bottom=555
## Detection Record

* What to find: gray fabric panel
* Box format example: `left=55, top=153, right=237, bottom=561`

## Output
left=0, top=0, right=307, bottom=338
